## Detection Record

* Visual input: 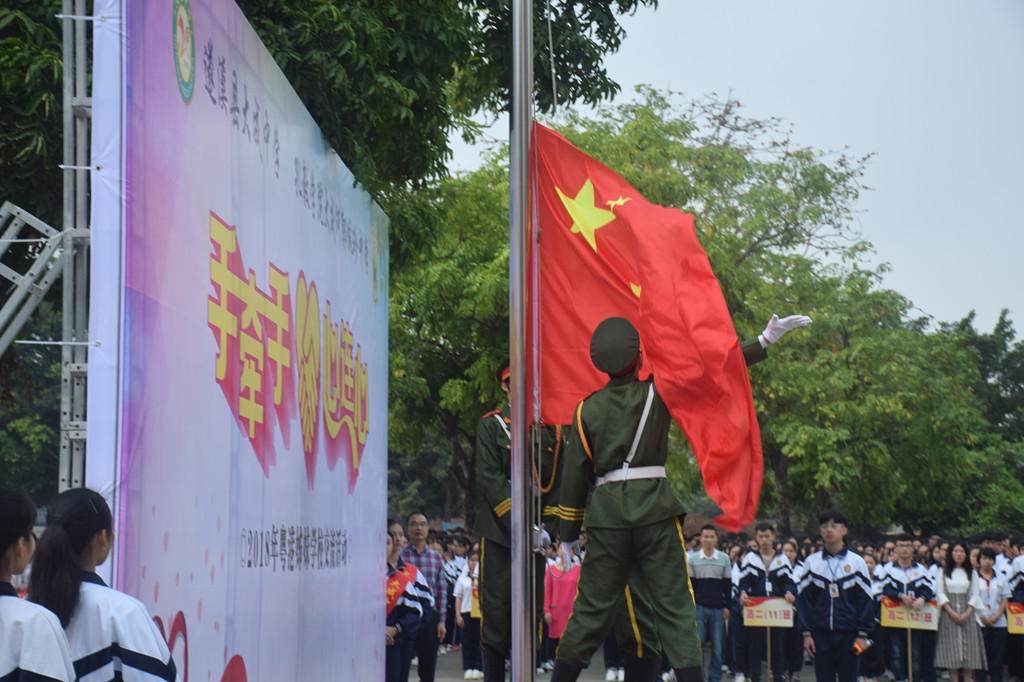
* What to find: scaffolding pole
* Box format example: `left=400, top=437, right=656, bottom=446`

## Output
left=58, top=0, right=91, bottom=491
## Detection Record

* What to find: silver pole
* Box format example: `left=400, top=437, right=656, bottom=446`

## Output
left=59, top=0, right=75, bottom=492
left=510, top=0, right=533, bottom=679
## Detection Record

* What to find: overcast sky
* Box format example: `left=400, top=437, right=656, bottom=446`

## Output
left=450, top=0, right=1024, bottom=334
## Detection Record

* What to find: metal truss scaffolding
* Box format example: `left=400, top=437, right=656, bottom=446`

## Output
left=0, top=1, right=92, bottom=492
left=58, top=0, right=92, bottom=491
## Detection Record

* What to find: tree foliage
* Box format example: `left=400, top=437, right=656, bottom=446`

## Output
left=387, top=158, right=511, bottom=523
left=237, top=0, right=659, bottom=267
left=0, top=299, right=61, bottom=505
left=0, top=1, right=62, bottom=225
left=948, top=310, right=1024, bottom=443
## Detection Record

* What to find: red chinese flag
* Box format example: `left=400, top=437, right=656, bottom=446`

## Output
left=526, top=122, right=762, bottom=531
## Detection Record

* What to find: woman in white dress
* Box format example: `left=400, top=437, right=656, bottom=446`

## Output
left=933, top=540, right=985, bottom=682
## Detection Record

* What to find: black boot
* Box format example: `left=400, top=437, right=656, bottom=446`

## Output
left=549, top=660, right=584, bottom=682
left=481, top=646, right=506, bottom=682
left=622, top=654, right=664, bottom=682
left=672, top=666, right=703, bottom=682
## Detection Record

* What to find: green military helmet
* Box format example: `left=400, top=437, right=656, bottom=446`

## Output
left=590, top=316, right=641, bottom=374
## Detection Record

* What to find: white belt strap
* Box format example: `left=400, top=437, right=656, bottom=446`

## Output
left=493, top=413, right=510, bottom=440
left=595, top=465, right=666, bottom=487
left=625, top=383, right=655, bottom=468
left=595, top=383, right=656, bottom=487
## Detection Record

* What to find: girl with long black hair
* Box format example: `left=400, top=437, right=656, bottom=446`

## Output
left=30, top=487, right=177, bottom=681
left=0, top=487, right=76, bottom=681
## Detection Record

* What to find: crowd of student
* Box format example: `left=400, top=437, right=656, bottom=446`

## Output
left=688, top=524, right=1024, bottom=682
left=385, top=512, right=587, bottom=682
left=385, top=511, right=1024, bottom=682
left=8, top=489, right=1022, bottom=682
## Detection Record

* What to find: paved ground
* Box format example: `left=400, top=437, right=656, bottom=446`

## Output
left=431, top=647, right=608, bottom=681
left=429, top=647, right=818, bottom=682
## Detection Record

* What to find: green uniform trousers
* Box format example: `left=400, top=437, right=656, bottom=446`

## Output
left=556, top=517, right=700, bottom=669
left=479, top=537, right=545, bottom=654
left=613, top=571, right=662, bottom=660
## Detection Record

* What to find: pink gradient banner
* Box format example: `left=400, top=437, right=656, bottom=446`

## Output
left=88, top=0, right=389, bottom=678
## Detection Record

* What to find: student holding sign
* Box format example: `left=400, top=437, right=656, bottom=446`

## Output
left=795, top=510, right=873, bottom=682
left=879, top=534, right=936, bottom=682
left=738, top=523, right=796, bottom=682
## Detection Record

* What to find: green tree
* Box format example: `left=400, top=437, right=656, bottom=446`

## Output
left=753, top=262, right=991, bottom=535
left=237, top=0, right=659, bottom=267
left=388, top=158, right=511, bottom=523
left=0, top=299, right=61, bottom=505
left=0, top=2, right=62, bottom=225
left=948, top=310, right=1024, bottom=443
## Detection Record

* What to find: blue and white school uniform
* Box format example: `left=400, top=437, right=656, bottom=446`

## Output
left=0, top=581, right=77, bottom=682
left=65, top=572, right=176, bottom=682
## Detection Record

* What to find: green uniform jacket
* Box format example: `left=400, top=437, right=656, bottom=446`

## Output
left=559, top=338, right=766, bottom=540
left=473, top=404, right=565, bottom=546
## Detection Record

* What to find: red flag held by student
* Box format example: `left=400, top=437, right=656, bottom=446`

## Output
left=526, top=122, right=761, bottom=531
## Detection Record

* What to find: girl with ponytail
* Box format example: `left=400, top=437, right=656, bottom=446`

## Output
left=0, top=487, right=76, bottom=681
left=30, top=487, right=177, bottom=681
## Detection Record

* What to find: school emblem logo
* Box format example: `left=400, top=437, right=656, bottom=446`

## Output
left=173, top=0, right=195, bottom=103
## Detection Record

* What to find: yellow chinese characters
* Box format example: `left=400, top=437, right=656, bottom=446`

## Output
left=208, top=213, right=292, bottom=441
left=323, top=302, right=369, bottom=470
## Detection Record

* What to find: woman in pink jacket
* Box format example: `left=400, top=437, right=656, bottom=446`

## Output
left=544, top=556, right=581, bottom=649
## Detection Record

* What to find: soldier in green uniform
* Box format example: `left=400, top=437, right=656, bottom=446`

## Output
left=474, top=359, right=565, bottom=682
left=550, top=314, right=809, bottom=682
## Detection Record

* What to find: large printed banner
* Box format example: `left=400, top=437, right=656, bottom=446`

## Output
left=87, top=0, right=389, bottom=679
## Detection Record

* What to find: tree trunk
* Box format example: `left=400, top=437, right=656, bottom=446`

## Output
left=763, top=442, right=791, bottom=536
left=446, top=417, right=476, bottom=530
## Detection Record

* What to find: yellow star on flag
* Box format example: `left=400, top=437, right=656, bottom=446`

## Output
left=555, top=179, right=616, bottom=252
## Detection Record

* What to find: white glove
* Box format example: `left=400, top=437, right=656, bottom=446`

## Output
left=760, top=314, right=812, bottom=345
left=532, top=526, right=551, bottom=555
left=560, top=541, right=575, bottom=569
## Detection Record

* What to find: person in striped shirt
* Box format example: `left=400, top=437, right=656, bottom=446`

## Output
left=687, top=524, right=732, bottom=682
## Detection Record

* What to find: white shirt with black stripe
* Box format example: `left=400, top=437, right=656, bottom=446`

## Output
left=65, top=572, right=176, bottom=682
left=0, top=581, right=77, bottom=682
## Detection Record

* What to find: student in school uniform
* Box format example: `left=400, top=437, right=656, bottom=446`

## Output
left=737, top=523, right=797, bottom=682
left=879, top=533, right=935, bottom=682
left=795, top=510, right=873, bottom=682
left=29, top=487, right=177, bottom=682
left=453, top=551, right=483, bottom=680
left=388, top=527, right=430, bottom=682
left=976, top=546, right=1011, bottom=682
left=0, top=487, right=77, bottom=682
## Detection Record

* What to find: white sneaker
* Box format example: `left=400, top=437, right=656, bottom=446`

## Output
left=617, top=669, right=625, bottom=682
left=537, top=667, right=546, bottom=675
left=733, top=675, right=746, bottom=682
left=606, top=670, right=617, bottom=681
left=411, top=657, right=418, bottom=667
left=464, top=671, right=474, bottom=680
left=474, top=671, right=484, bottom=680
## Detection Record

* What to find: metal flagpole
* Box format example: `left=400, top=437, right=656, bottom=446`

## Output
left=510, top=0, right=534, bottom=678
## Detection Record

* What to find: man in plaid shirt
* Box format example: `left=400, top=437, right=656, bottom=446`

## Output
left=400, top=512, right=447, bottom=682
